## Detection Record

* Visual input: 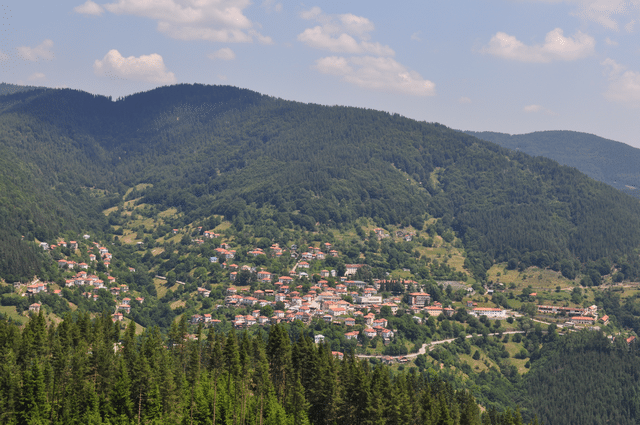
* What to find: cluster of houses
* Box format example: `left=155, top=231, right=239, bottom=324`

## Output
left=188, top=276, right=452, bottom=344
left=537, top=304, right=601, bottom=326
left=207, top=242, right=340, bottom=269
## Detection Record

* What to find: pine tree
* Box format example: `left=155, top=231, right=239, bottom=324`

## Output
left=111, top=356, right=134, bottom=422
left=18, top=361, right=50, bottom=425
left=266, top=324, right=291, bottom=404
left=208, top=331, right=224, bottom=425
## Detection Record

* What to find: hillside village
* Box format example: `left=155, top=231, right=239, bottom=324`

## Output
left=4, top=219, right=618, bottom=367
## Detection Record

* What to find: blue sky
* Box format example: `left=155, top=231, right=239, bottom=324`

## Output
left=2, top=0, right=640, bottom=147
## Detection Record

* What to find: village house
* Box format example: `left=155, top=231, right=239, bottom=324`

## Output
left=373, top=318, right=388, bottom=328
left=572, top=316, right=596, bottom=325
left=345, top=331, right=359, bottom=340
left=257, top=271, right=272, bottom=282
left=197, top=287, right=211, bottom=297
left=364, top=313, right=376, bottom=325
left=242, top=296, right=258, bottom=306
left=345, top=264, right=364, bottom=276
left=29, top=303, right=41, bottom=313
left=364, top=328, right=377, bottom=338
left=425, top=306, right=443, bottom=317
left=409, top=292, right=431, bottom=307
left=27, top=282, right=46, bottom=294
left=381, top=329, right=395, bottom=339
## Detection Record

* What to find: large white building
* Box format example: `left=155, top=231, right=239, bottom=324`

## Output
left=472, top=307, right=506, bottom=319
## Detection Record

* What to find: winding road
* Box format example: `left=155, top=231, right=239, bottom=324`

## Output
left=355, top=331, right=526, bottom=359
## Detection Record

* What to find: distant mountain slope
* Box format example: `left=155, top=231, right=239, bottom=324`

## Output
left=466, top=130, right=640, bottom=198
left=0, top=82, right=43, bottom=96
left=3, top=85, right=640, bottom=281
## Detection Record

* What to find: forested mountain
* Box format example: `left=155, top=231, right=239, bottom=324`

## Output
left=3, top=84, right=640, bottom=282
left=466, top=130, right=640, bottom=199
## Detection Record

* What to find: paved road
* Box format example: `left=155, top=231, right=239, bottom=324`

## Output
left=355, top=331, right=526, bottom=359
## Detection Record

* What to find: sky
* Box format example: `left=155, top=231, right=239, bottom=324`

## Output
left=2, top=0, right=640, bottom=147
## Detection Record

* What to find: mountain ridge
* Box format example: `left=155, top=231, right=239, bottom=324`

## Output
left=2, top=84, right=640, bottom=281
left=466, top=129, right=640, bottom=199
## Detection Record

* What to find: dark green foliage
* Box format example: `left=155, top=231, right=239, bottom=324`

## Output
left=0, top=313, right=505, bottom=425
left=3, top=85, right=640, bottom=284
left=468, top=129, right=640, bottom=199
left=521, top=330, right=640, bottom=425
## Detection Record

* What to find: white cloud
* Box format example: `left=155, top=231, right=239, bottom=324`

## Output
left=93, top=49, right=177, bottom=84
left=17, top=39, right=54, bottom=61
left=300, top=6, right=322, bottom=20
left=208, top=47, right=235, bottom=60
left=249, top=29, right=273, bottom=45
left=459, top=96, right=472, bottom=104
left=102, top=0, right=269, bottom=43
left=261, top=0, right=282, bottom=12
left=28, top=72, right=46, bottom=80
left=625, top=19, right=636, bottom=31
left=314, top=55, right=435, bottom=96
left=74, top=0, right=104, bottom=15
left=605, top=36, right=619, bottom=44
left=602, top=58, right=640, bottom=106
left=301, top=8, right=434, bottom=96
left=523, top=104, right=557, bottom=114
left=298, top=7, right=394, bottom=56
left=482, top=28, right=595, bottom=62
left=571, top=0, right=640, bottom=31
left=411, top=31, right=421, bottom=41
left=528, top=0, right=640, bottom=31
left=523, top=104, right=544, bottom=112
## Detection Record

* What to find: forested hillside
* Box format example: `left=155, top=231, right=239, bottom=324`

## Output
left=520, top=331, right=640, bottom=425
left=3, top=84, right=640, bottom=282
left=0, top=312, right=535, bottom=425
left=467, top=130, right=640, bottom=199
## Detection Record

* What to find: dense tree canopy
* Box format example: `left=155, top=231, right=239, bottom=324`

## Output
left=2, top=84, right=640, bottom=282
